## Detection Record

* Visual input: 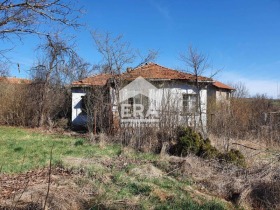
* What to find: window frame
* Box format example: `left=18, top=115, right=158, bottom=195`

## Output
left=182, top=93, right=198, bottom=114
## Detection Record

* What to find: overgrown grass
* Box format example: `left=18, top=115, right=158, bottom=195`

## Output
left=0, top=126, right=121, bottom=173
left=86, top=160, right=227, bottom=209
left=0, top=126, right=229, bottom=209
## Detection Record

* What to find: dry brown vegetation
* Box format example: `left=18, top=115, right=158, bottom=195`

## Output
left=0, top=82, right=71, bottom=128
left=208, top=94, right=280, bottom=147
left=162, top=151, right=280, bottom=210
left=0, top=168, right=90, bottom=210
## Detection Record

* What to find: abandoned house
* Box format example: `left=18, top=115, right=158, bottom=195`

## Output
left=71, top=63, right=234, bottom=131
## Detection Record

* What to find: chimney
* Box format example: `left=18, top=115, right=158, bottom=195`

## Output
left=126, top=67, right=132, bottom=72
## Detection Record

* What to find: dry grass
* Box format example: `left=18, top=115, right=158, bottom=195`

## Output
left=157, top=151, right=280, bottom=209
left=249, top=181, right=280, bottom=209
left=0, top=168, right=90, bottom=210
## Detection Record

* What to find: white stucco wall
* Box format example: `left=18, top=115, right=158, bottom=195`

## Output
left=152, top=81, right=207, bottom=129
left=216, top=90, right=230, bottom=101
left=71, top=81, right=208, bottom=130
left=71, top=88, right=87, bottom=127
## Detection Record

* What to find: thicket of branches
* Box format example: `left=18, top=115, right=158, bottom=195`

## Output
left=0, top=34, right=91, bottom=128
left=208, top=84, right=280, bottom=145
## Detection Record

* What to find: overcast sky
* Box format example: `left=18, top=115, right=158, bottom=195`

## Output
left=2, top=0, right=280, bottom=98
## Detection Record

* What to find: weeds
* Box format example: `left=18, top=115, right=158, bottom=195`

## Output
left=0, top=126, right=232, bottom=209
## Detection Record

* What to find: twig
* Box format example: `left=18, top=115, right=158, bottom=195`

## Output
left=13, top=179, right=30, bottom=210
left=231, top=142, right=260, bottom=150
left=165, top=167, right=181, bottom=176
left=43, top=144, right=54, bottom=210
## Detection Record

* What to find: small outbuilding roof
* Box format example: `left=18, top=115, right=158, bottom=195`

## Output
left=71, top=74, right=112, bottom=87
left=212, top=81, right=235, bottom=90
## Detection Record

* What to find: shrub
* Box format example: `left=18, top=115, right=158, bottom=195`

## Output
left=171, top=127, right=245, bottom=166
left=198, top=138, right=220, bottom=159
left=174, top=127, right=203, bottom=156
left=218, top=149, right=246, bottom=167
left=173, top=127, right=220, bottom=159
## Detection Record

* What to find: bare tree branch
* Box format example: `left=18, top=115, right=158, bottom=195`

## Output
left=91, top=31, right=135, bottom=75
left=0, top=0, right=82, bottom=41
left=180, top=46, right=216, bottom=136
left=135, top=49, right=159, bottom=68
left=0, top=61, right=10, bottom=76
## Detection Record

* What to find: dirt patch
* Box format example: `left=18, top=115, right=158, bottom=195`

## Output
left=0, top=168, right=90, bottom=210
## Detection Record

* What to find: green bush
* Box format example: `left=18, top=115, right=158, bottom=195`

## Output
left=218, top=149, right=245, bottom=166
left=174, top=127, right=219, bottom=159
left=175, top=127, right=203, bottom=156
left=199, top=138, right=220, bottom=159
left=171, top=127, right=245, bottom=166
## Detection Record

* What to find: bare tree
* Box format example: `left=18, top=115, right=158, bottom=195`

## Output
left=180, top=46, right=215, bottom=136
left=89, top=31, right=159, bottom=134
left=91, top=31, right=135, bottom=75
left=66, top=56, right=92, bottom=82
left=230, top=81, right=249, bottom=98
left=82, top=86, right=112, bottom=140
left=0, top=0, right=81, bottom=41
left=31, top=35, right=89, bottom=127
left=92, top=31, right=159, bottom=75
left=135, top=49, right=159, bottom=68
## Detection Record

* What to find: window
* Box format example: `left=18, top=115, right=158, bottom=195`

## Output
left=126, top=94, right=150, bottom=116
left=128, top=97, right=134, bottom=106
left=182, top=94, right=197, bottom=114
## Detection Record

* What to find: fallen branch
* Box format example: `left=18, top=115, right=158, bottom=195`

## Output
left=231, top=143, right=260, bottom=151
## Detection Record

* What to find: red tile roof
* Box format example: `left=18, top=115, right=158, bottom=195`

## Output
left=213, top=81, right=235, bottom=90
left=0, top=77, right=31, bottom=84
left=121, top=63, right=212, bottom=81
left=71, top=74, right=112, bottom=87
left=71, top=63, right=213, bottom=87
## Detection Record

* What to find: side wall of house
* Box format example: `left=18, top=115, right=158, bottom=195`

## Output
left=153, top=81, right=207, bottom=129
left=71, top=87, right=87, bottom=128
left=216, top=89, right=231, bottom=101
